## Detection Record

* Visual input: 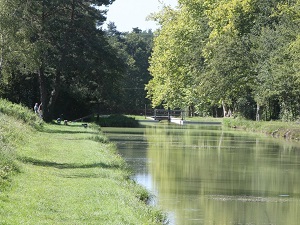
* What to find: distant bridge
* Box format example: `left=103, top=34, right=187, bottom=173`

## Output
left=146, top=109, right=222, bottom=125
left=149, top=109, right=185, bottom=122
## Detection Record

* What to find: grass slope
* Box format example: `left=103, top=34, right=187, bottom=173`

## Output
left=0, top=120, right=164, bottom=224
left=223, top=118, right=300, bottom=140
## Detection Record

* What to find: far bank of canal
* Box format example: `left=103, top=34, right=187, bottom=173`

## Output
left=103, top=122, right=300, bottom=225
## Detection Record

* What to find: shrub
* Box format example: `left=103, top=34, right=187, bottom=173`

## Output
left=95, top=114, right=139, bottom=127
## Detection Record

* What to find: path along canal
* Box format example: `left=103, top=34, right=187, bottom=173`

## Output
left=102, top=122, right=300, bottom=225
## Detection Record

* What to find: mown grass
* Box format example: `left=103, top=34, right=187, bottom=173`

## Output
left=0, top=99, right=165, bottom=224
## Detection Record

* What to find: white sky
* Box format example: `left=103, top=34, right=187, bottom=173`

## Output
left=102, top=0, right=178, bottom=32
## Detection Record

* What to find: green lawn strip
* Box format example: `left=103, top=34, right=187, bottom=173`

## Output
left=223, top=118, right=300, bottom=140
left=0, top=123, right=164, bottom=224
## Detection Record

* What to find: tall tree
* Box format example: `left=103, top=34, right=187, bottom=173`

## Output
left=147, top=0, right=300, bottom=120
left=0, top=0, right=122, bottom=121
left=106, top=25, right=154, bottom=114
left=147, top=2, right=210, bottom=112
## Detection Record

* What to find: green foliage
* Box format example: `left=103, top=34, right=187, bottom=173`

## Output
left=0, top=0, right=124, bottom=122
left=147, top=5, right=208, bottom=109
left=96, top=114, right=140, bottom=127
left=147, top=0, right=300, bottom=121
left=105, top=25, right=154, bottom=113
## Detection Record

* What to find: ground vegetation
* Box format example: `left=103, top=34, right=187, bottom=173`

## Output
left=0, top=99, right=165, bottom=224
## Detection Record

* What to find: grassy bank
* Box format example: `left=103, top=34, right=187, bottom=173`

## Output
left=223, top=118, right=300, bottom=140
left=0, top=101, right=165, bottom=224
left=135, top=113, right=300, bottom=141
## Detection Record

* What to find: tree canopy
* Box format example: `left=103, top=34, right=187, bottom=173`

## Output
left=0, top=0, right=154, bottom=121
left=2, top=0, right=300, bottom=121
left=147, top=0, right=300, bottom=120
left=0, top=0, right=123, bottom=121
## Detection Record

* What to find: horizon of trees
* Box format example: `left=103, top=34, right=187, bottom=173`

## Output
left=2, top=0, right=300, bottom=122
left=146, top=0, right=300, bottom=121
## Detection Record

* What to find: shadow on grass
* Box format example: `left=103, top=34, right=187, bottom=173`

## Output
left=42, top=128, right=98, bottom=135
left=59, top=174, right=109, bottom=179
left=18, top=156, right=121, bottom=170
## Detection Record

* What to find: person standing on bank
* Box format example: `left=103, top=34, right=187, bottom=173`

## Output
left=38, top=103, right=43, bottom=118
left=34, top=103, right=39, bottom=114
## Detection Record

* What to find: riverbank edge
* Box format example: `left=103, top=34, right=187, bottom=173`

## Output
left=136, top=115, right=300, bottom=141
left=0, top=106, right=166, bottom=224
left=223, top=118, right=300, bottom=141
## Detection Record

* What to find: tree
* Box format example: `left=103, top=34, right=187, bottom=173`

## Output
left=249, top=0, right=300, bottom=120
left=147, top=2, right=210, bottom=112
left=105, top=25, right=154, bottom=114
left=147, top=0, right=300, bottom=120
left=0, top=0, right=123, bottom=121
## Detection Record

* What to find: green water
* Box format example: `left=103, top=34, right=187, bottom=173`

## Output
left=103, top=123, right=300, bottom=225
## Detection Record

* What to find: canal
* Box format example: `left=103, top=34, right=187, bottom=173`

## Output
left=103, top=122, right=300, bottom=225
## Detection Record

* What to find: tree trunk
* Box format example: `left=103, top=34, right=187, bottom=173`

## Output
left=47, top=69, right=62, bottom=121
left=256, top=103, right=260, bottom=121
left=222, top=100, right=227, bottom=117
left=37, top=0, right=72, bottom=122
left=38, top=65, right=49, bottom=121
left=0, top=34, right=4, bottom=79
left=43, top=0, right=74, bottom=121
left=188, top=104, right=195, bottom=117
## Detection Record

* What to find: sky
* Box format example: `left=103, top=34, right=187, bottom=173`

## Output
left=102, top=0, right=178, bottom=32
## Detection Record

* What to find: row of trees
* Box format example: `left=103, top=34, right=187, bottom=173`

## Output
left=146, top=0, right=300, bottom=120
left=0, top=0, right=153, bottom=121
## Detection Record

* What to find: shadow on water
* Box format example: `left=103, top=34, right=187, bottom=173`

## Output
left=18, top=156, right=121, bottom=170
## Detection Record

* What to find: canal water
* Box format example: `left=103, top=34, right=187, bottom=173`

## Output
left=102, top=122, right=300, bottom=225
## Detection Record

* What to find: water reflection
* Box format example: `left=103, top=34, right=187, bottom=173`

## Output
left=103, top=123, right=300, bottom=225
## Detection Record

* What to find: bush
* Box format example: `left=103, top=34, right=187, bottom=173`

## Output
left=95, top=114, right=139, bottom=127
